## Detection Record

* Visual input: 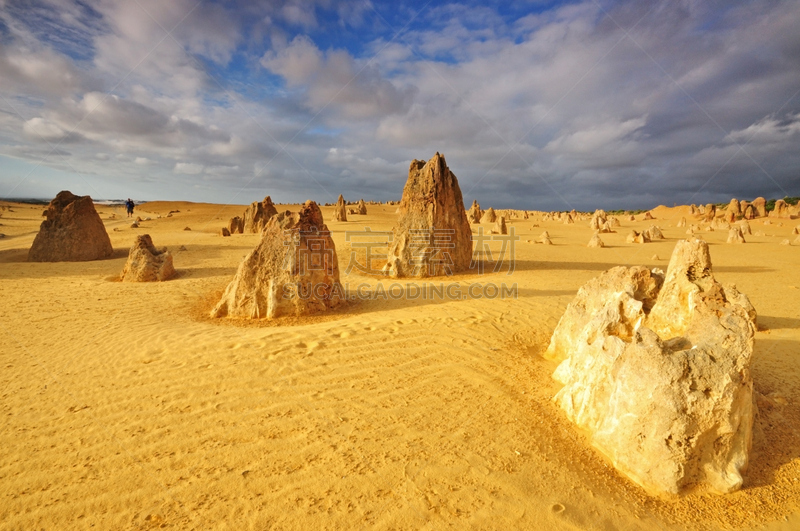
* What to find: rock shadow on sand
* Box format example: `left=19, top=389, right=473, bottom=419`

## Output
left=747, top=337, right=800, bottom=490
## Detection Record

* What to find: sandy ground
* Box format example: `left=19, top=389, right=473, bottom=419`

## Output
left=1, top=199, right=799, bottom=530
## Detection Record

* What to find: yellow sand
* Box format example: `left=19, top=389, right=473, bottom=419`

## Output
left=1, top=200, right=799, bottom=530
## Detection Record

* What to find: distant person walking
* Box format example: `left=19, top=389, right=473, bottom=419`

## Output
left=126, top=198, right=135, bottom=218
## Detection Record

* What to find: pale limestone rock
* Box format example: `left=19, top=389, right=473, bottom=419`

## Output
left=587, top=234, right=604, bottom=248
left=382, top=153, right=472, bottom=278
left=331, top=194, right=348, bottom=222
left=211, top=201, right=343, bottom=319
left=28, top=191, right=113, bottom=262
left=597, top=220, right=614, bottom=233
left=677, top=217, right=687, bottom=227
left=703, top=204, right=716, bottom=222
left=243, top=196, right=278, bottom=233
left=752, top=197, right=766, bottom=218
left=645, top=225, right=664, bottom=240
left=492, top=216, right=508, bottom=235
left=589, top=210, right=606, bottom=230
left=229, top=216, right=244, bottom=234
left=727, top=227, right=746, bottom=244
left=544, top=266, right=663, bottom=363
left=120, top=234, right=176, bottom=282
left=546, top=240, right=756, bottom=495
left=467, top=200, right=483, bottom=224
left=769, top=199, right=790, bottom=218
left=712, top=218, right=731, bottom=231
left=728, top=198, right=741, bottom=218
left=481, top=207, right=497, bottom=224
left=738, top=220, right=752, bottom=235
left=626, top=230, right=650, bottom=244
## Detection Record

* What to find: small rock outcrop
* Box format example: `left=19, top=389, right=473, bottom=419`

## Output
left=728, top=198, right=741, bottom=219
left=28, top=191, right=113, bottom=262
left=221, top=227, right=231, bottom=237
left=769, top=199, right=790, bottom=218
left=752, top=197, right=766, bottom=218
left=356, top=199, right=367, bottom=215
left=467, top=200, right=483, bottom=224
left=382, top=153, right=472, bottom=278
left=331, top=194, right=347, bottom=222
left=480, top=207, right=497, bottom=224
left=626, top=230, right=649, bottom=244
left=120, top=234, right=176, bottom=282
left=703, top=204, right=716, bottom=222
left=544, top=240, right=756, bottom=495
left=587, top=234, right=604, bottom=248
left=589, top=210, right=607, bottom=230
left=739, top=220, right=752, bottom=235
left=644, top=225, right=664, bottom=240
left=727, top=227, right=746, bottom=244
left=243, top=196, right=278, bottom=233
left=228, top=216, right=244, bottom=234
left=211, top=201, right=342, bottom=319
left=492, top=216, right=508, bottom=235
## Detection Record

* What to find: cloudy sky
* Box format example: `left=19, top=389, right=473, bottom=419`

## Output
left=0, top=0, right=798, bottom=210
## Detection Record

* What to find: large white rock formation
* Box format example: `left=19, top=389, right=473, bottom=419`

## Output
left=544, top=239, right=756, bottom=495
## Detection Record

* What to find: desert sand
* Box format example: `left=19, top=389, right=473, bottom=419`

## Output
left=1, top=199, right=799, bottom=530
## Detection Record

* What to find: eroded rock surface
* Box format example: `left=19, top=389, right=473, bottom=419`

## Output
left=120, top=234, right=176, bottom=282
left=382, top=153, right=472, bottom=278
left=544, top=239, right=756, bottom=496
left=243, top=196, right=278, bottom=233
left=467, top=200, right=483, bottom=224
left=28, top=191, right=113, bottom=262
left=331, top=194, right=348, bottom=222
left=212, top=201, right=342, bottom=319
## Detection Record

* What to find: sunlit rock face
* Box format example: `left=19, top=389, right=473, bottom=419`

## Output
left=545, top=239, right=756, bottom=496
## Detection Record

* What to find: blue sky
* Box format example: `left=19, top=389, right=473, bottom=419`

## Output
left=0, top=0, right=798, bottom=210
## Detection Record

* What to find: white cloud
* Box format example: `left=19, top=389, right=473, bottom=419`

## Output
left=725, top=113, right=800, bottom=146
left=22, top=117, right=82, bottom=143
left=262, top=36, right=416, bottom=119
left=174, top=162, right=203, bottom=174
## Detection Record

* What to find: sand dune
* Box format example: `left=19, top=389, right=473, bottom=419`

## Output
left=1, top=199, right=799, bottom=529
